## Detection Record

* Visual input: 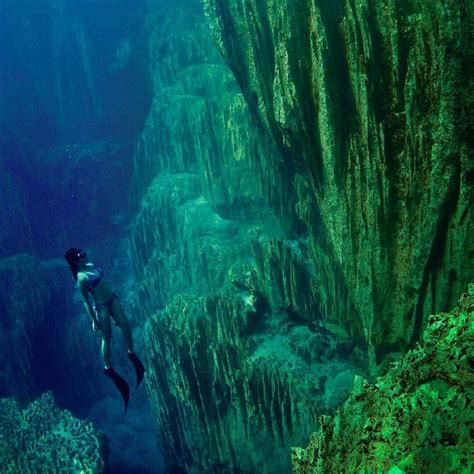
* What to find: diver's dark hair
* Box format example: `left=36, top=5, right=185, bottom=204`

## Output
left=64, top=247, right=86, bottom=281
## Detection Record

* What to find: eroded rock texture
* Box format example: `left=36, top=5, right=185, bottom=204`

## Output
left=0, top=392, right=107, bottom=473
left=130, top=3, right=353, bottom=472
left=129, top=0, right=473, bottom=472
left=145, top=294, right=320, bottom=473
left=204, top=0, right=474, bottom=366
left=291, top=285, right=474, bottom=473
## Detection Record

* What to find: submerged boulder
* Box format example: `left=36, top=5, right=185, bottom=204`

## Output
left=0, top=392, right=107, bottom=473
left=291, top=285, right=474, bottom=473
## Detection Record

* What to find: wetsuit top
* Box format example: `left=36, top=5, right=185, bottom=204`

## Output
left=85, top=266, right=104, bottom=290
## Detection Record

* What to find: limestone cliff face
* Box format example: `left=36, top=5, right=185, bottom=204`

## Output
left=204, top=0, right=474, bottom=365
left=291, top=285, right=474, bottom=473
left=130, top=2, right=357, bottom=472
left=128, top=0, right=473, bottom=472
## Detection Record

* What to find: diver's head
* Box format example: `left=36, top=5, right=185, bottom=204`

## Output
left=64, top=247, right=86, bottom=263
left=64, top=247, right=87, bottom=280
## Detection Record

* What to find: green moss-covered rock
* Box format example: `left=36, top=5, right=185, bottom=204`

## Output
left=291, top=285, right=474, bottom=473
left=0, top=392, right=107, bottom=473
left=145, top=293, right=327, bottom=473
left=130, top=1, right=472, bottom=472
left=204, top=0, right=474, bottom=371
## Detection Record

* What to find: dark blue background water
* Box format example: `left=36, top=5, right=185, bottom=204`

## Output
left=0, top=1, right=168, bottom=472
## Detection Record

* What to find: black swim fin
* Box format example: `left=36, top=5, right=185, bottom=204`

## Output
left=127, top=352, right=145, bottom=390
left=104, top=367, right=130, bottom=417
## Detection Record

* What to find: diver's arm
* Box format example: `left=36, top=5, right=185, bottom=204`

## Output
left=77, top=275, right=100, bottom=326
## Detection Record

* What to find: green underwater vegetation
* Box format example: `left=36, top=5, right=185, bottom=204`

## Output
left=0, top=0, right=472, bottom=472
left=292, top=285, right=474, bottom=473
left=0, top=392, right=107, bottom=473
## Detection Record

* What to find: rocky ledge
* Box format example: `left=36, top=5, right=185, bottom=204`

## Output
left=291, top=284, right=474, bottom=473
left=0, top=392, right=107, bottom=473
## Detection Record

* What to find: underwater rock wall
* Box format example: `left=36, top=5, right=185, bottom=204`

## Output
left=129, top=2, right=282, bottom=316
left=204, top=0, right=474, bottom=366
left=145, top=294, right=320, bottom=473
left=0, top=392, right=107, bottom=473
left=291, top=285, right=474, bottom=473
left=130, top=2, right=359, bottom=472
left=129, top=0, right=473, bottom=472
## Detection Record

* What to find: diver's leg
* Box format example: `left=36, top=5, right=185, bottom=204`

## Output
left=110, top=296, right=134, bottom=352
left=99, top=305, right=129, bottom=415
left=110, top=296, right=145, bottom=389
left=97, top=307, right=112, bottom=368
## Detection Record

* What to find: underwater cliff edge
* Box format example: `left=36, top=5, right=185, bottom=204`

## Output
left=0, top=0, right=472, bottom=472
left=126, top=0, right=473, bottom=472
left=291, top=284, right=474, bottom=473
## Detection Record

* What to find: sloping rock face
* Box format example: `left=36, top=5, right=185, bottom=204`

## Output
left=130, top=2, right=359, bottom=472
left=0, top=392, right=107, bottom=473
left=129, top=0, right=473, bottom=472
left=204, top=0, right=474, bottom=367
left=291, top=284, right=474, bottom=473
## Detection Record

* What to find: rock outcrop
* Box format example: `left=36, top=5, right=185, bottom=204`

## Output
left=204, top=0, right=474, bottom=367
left=0, top=392, right=107, bottom=473
left=128, top=0, right=473, bottom=472
left=291, top=284, right=474, bottom=473
left=145, top=294, right=321, bottom=473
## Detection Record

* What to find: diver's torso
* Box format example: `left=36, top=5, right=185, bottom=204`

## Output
left=79, top=263, right=113, bottom=304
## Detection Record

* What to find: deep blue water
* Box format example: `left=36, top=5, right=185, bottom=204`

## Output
left=0, top=1, right=167, bottom=472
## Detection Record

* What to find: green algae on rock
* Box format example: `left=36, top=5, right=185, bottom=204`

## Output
left=204, top=0, right=474, bottom=372
left=144, top=293, right=324, bottom=473
left=128, top=0, right=473, bottom=472
left=0, top=392, right=107, bottom=473
left=291, top=285, right=474, bottom=473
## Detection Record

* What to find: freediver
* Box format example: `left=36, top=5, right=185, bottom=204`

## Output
left=64, top=247, right=145, bottom=416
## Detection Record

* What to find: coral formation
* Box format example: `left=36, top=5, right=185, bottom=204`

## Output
left=291, top=284, right=474, bottom=473
left=0, top=392, right=107, bottom=473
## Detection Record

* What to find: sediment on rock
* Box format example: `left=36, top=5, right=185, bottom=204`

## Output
left=291, top=284, right=474, bottom=473
left=0, top=392, right=107, bottom=473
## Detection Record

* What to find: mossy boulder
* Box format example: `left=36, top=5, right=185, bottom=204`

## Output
left=291, top=285, right=474, bottom=473
left=0, top=392, right=107, bottom=473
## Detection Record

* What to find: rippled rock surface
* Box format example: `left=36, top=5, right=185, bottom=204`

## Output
left=292, top=284, right=474, bottom=473
left=0, top=392, right=107, bottom=473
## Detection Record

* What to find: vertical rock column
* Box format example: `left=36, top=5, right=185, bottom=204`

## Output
left=145, top=294, right=319, bottom=473
left=204, top=0, right=474, bottom=364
